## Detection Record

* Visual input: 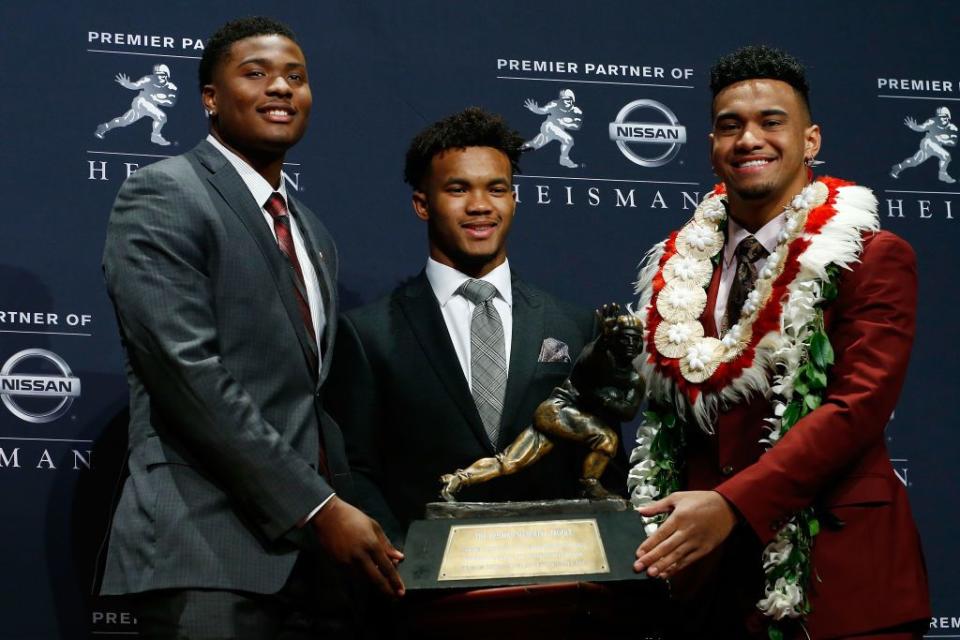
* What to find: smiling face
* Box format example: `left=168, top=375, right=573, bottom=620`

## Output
left=413, top=146, right=515, bottom=278
left=710, top=79, right=820, bottom=226
left=202, top=34, right=311, bottom=165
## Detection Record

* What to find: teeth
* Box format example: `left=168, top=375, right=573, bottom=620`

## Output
left=267, top=110, right=290, bottom=116
left=738, top=159, right=769, bottom=168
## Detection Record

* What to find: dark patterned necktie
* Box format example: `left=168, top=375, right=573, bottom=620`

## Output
left=266, top=193, right=321, bottom=380
left=725, top=236, right=769, bottom=329
left=265, top=193, right=316, bottom=352
left=265, top=192, right=328, bottom=478
left=458, top=279, right=507, bottom=447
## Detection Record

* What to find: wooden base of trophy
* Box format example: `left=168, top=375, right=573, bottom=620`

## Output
left=398, top=499, right=666, bottom=638
left=401, top=580, right=666, bottom=639
left=400, top=498, right=648, bottom=590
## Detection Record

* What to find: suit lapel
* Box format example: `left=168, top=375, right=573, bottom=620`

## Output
left=702, top=260, right=723, bottom=339
left=290, top=202, right=332, bottom=325
left=397, top=273, right=494, bottom=454
left=288, top=197, right=337, bottom=386
left=499, top=277, right=544, bottom=442
left=192, top=141, right=319, bottom=376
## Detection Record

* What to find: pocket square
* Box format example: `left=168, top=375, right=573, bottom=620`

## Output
left=538, top=337, right=571, bottom=363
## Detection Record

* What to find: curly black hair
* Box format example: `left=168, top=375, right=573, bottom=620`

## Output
left=710, top=45, right=811, bottom=116
left=404, top=107, right=524, bottom=189
left=198, top=17, right=298, bottom=90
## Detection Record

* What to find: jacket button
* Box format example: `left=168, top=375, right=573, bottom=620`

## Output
left=721, top=465, right=734, bottom=476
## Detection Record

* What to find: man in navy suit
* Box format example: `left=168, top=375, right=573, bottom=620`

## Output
left=325, top=108, right=618, bottom=547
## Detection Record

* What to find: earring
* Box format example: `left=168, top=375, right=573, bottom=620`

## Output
left=804, top=157, right=815, bottom=167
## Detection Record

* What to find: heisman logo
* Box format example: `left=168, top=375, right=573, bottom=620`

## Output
left=0, top=349, right=81, bottom=423
left=521, top=89, right=584, bottom=168
left=890, top=106, right=958, bottom=184
left=94, top=63, right=178, bottom=146
left=608, top=99, right=686, bottom=168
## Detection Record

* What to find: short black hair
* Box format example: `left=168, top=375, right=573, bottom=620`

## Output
left=198, top=16, right=299, bottom=90
left=710, top=45, right=811, bottom=116
left=404, top=107, right=524, bottom=189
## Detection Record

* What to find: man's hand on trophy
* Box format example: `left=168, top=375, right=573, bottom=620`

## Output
left=311, top=496, right=406, bottom=597
left=632, top=490, right=736, bottom=580
left=440, top=471, right=464, bottom=502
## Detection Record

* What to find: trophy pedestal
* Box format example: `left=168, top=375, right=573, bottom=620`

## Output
left=397, top=500, right=667, bottom=637
left=401, top=580, right=666, bottom=639
left=400, top=498, right=648, bottom=590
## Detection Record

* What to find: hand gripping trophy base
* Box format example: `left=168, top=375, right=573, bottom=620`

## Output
left=440, top=304, right=644, bottom=502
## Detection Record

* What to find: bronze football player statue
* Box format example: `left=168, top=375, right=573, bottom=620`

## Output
left=440, top=304, right=644, bottom=501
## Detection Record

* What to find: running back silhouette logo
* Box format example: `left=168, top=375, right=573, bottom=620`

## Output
left=94, top=63, right=178, bottom=146
left=521, top=89, right=584, bottom=168
left=890, top=106, right=958, bottom=184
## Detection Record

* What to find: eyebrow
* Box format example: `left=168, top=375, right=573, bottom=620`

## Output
left=443, top=176, right=511, bottom=186
left=237, top=57, right=305, bottom=69
left=714, top=108, right=789, bottom=121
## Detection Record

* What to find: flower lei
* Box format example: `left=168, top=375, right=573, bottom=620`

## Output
left=628, top=176, right=879, bottom=639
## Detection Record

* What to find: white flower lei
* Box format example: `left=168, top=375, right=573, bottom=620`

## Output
left=628, top=177, right=880, bottom=634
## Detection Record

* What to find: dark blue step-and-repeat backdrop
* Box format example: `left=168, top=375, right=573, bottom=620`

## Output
left=1, top=1, right=957, bottom=637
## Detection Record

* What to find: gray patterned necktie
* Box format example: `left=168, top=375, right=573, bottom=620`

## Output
left=458, top=279, right=507, bottom=447
left=725, top=235, right=769, bottom=329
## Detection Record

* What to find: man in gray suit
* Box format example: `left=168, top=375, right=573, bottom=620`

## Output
left=325, top=108, right=622, bottom=548
left=100, top=17, right=403, bottom=638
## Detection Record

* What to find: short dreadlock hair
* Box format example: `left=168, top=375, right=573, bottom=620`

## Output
left=404, top=107, right=524, bottom=190
left=710, top=45, right=811, bottom=118
left=198, top=17, right=299, bottom=90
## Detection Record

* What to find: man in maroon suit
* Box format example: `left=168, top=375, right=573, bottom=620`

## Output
left=630, top=46, right=930, bottom=639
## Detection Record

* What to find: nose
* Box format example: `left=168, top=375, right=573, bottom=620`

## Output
left=266, top=74, right=294, bottom=97
left=466, top=189, right=492, bottom=214
left=735, top=122, right=763, bottom=151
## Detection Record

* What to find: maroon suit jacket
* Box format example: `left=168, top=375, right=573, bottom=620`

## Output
left=680, top=230, right=929, bottom=638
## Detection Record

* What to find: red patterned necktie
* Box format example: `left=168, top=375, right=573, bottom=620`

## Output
left=265, top=192, right=328, bottom=479
left=264, top=193, right=316, bottom=350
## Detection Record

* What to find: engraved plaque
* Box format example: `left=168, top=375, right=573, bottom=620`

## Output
left=399, top=501, right=648, bottom=590
left=437, top=518, right=609, bottom=581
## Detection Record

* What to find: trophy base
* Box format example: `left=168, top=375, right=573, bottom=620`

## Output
left=399, top=498, right=649, bottom=591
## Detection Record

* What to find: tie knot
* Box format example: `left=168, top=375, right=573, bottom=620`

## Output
left=265, top=192, right=288, bottom=219
left=735, top=236, right=768, bottom=263
left=458, top=279, right=498, bottom=305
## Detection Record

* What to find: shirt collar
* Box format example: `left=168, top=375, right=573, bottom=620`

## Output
left=207, top=134, right=288, bottom=209
left=723, top=210, right=786, bottom=267
left=425, top=258, right=513, bottom=308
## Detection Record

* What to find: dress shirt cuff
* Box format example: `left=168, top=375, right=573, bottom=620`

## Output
left=298, top=493, right=336, bottom=528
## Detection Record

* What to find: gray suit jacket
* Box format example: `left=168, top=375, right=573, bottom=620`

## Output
left=100, top=140, right=351, bottom=595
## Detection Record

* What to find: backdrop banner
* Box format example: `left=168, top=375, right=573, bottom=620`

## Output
left=1, top=2, right=956, bottom=638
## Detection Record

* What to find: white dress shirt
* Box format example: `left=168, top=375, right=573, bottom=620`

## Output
left=207, top=135, right=325, bottom=363
left=206, top=135, right=332, bottom=522
left=425, top=257, right=514, bottom=388
left=713, top=212, right=786, bottom=335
